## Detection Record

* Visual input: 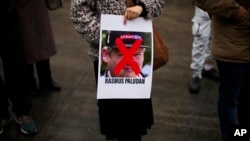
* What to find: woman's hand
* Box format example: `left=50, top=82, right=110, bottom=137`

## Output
left=123, top=5, right=143, bottom=25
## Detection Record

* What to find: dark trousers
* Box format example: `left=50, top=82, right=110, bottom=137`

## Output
left=0, top=19, right=32, bottom=118
left=27, top=59, right=52, bottom=88
left=217, top=60, right=250, bottom=141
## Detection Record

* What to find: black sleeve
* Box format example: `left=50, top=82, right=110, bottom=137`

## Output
left=137, top=1, right=147, bottom=17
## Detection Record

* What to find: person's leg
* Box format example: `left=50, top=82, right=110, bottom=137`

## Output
left=36, top=59, right=61, bottom=91
left=1, top=17, right=37, bottom=134
left=0, top=76, right=11, bottom=134
left=237, top=63, right=250, bottom=128
left=189, top=19, right=210, bottom=93
left=0, top=41, right=10, bottom=121
left=26, top=64, right=41, bottom=96
left=190, top=27, right=210, bottom=77
left=27, top=64, right=37, bottom=89
left=216, top=61, right=247, bottom=141
left=202, top=34, right=219, bottom=81
left=0, top=76, right=10, bottom=119
left=2, top=33, right=32, bottom=118
left=35, top=59, right=51, bottom=85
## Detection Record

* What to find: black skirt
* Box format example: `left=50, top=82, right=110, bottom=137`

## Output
left=93, top=61, right=153, bottom=138
left=97, top=99, right=154, bottom=138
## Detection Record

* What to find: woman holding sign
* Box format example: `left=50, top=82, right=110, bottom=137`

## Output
left=70, top=0, right=164, bottom=141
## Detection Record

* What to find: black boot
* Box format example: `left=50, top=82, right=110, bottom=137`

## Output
left=36, top=59, right=61, bottom=92
left=188, top=76, right=201, bottom=94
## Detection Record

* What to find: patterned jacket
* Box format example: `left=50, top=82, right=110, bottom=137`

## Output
left=70, top=0, right=165, bottom=61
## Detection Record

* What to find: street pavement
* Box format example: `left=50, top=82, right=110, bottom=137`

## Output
left=0, top=0, right=221, bottom=141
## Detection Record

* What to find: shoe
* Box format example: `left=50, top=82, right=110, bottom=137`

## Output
left=0, top=114, right=11, bottom=134
left=15, top=115, right=37, bottom=134
left=189, top=76, right=201, bottom=94
left=202, top=68, right=219, bottom=82
left=40, top=80, right=61, bottom=92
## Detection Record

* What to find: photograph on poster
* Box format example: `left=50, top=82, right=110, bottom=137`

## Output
left=97, top=14, right=153, bottom=99
left=100, top=30, right=152, bottom=78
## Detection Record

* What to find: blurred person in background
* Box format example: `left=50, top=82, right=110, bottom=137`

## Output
left=188, top=6, right=219, bottom=94
left=18, top=0, right=61, bottom=96
left=0, top=0, right=37, bottom=135
left=192, top=0, right=250, bottom=141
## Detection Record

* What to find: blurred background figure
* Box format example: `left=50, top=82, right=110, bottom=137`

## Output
left=192, top=0, right=250, bottom=141
left=188, top=6, right=219, bottom=94
left=0, top=0, right=37, bottom=135
left=17, top=0, right=61, bottom=95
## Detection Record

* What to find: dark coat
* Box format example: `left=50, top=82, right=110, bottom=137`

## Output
left=17, top=0, right=56, bottom=64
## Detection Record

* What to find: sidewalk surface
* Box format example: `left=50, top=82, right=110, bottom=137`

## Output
left=0, top=0, right=221, bottom=141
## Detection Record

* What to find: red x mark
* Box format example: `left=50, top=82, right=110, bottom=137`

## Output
left=113, top=38, right=142, bottom=76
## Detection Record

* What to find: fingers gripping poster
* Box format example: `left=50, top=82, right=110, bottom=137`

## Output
left=97, top=14, right=153, bottom=99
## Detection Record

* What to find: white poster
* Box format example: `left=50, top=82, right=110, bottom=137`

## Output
left=97, top=14, right=153, bottom=99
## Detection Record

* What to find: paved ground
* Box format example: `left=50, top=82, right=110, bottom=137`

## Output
left=0, top=0, right=222, bottom=141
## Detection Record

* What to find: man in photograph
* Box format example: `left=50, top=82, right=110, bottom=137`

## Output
left=101, top=31, right=150, bottom=78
